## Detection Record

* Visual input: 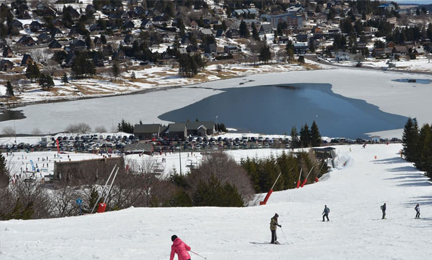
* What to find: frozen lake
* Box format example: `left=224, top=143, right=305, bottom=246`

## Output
left=159, top=84, right=408, bottom=138
left=1, top=69, right=430, bottom=138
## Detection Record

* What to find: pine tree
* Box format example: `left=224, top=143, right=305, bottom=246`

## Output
left=251, top=22, right=260, bottom=41
left=298, top=55, right=305, bottom=65
left=310, top=121, right=321, bottom=147
left=0, top=152, right=9, bottom=188
left=239, top=20, right=250, bottom=38
left=286, top=40, right=295, bottom=62
left=5, top=81, right=14, bottom=96
left=39, top=73, right=54, bottom=90
left=112, top=62, right=120, bottom=81
left=61, top=73, right=68, bottom=83
left=71, top=52, right=96, bottom=78
left=26, top=62, right=40, bottom=82
left=300, top=123, right=311, bottom=147
left=259, top=45, right=271, bottom=63
left=117, top=119, right=134, bottom=133
left=417, top=124, right=432, bottom=174
left=290, top=126, right=300, bottom=148
left=167, top=190, right=193, bottom=207
left=402, top=118, right=419, bottom=162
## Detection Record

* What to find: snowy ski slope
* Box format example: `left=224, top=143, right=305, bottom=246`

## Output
left=1, top=143, right=432, bottom=260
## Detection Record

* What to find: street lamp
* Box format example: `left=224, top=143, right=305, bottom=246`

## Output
left=215, top=115, right=218, bottom=133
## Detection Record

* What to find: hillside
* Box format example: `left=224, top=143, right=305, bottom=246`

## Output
left=1, top=143, right=431, bottom=260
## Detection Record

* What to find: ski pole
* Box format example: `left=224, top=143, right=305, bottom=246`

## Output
left=191, top=251, right=207, bottom=259
left=280, top=227, right=288, bottom=244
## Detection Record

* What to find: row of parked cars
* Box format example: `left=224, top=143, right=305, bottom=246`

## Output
left=0, top=134, right=139, bottom=153
left=152, top=135, right=291, bottom=152
left=43, top=134, right=139, bottom=152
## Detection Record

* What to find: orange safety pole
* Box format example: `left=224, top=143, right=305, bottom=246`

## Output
left=260, top=172, right=282, bottom=205
left=296, top=168, right=303, bottom=188
left=301, top=166, right=315, bottom=188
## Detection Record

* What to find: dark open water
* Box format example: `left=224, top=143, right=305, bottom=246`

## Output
left=159, top=84, right=408, bottom=139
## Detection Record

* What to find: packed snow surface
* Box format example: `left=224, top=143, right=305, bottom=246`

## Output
left=1, top=143, right=432, bottom=260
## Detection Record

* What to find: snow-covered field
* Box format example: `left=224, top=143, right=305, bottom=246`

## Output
left=1, top=143, right=431, bottom=260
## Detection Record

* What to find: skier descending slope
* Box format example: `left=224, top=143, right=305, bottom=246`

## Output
left=170, top=235, right=191, bottom=260
left=381, top=203, right=387, bottom=219
left=270, top=213, right=281, bottom=244
left=415, top=204, right=420, bottom=219
left=322, top=205, right=330, bottom=222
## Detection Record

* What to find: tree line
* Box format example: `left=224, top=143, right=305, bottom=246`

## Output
left=402, top=117, right=432, bottom=179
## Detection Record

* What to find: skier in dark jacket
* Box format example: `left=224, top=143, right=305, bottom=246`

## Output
left=322, top=205, right=330, bottom=222
left=381, top=203, right=386, bottom=219
left=270, top=213, right=281, bottom=244
left=415, top=204, right=420, bottom=219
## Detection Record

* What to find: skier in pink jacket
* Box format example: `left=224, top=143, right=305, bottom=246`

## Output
left=170, top=235, right=191, bottom=260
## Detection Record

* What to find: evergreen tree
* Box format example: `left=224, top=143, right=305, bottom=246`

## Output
left=5, top=81, right=14, bottom=96
left=259, top=45, right=271, bottom=63
left=277, top=151, right=297, bottom=190
left=39, top=73, right=54, bottom=90
left=25, top=62, right=40, bottom=82
left=310, top=121, right=321, bottom=147
left=71, top=52, right=96, bottom=78
left=298, top=55, right=305, bottom=65
left=167, top=190, right=193, bottom=207
left=112, top=62, right=120, bottom=81
left=192, top=175, right=244, bottom=207
left=61, top=73, right=69, bottom=83
left=251, top=22, right=260, bottom=41
left=417, top=124, right=432, bottom=173
left=402, top=118, right=419, bottom=163
left=117, top=119, right=134, bottom=133
left=290, top=126, right=300, bottom=148
left=300, top=123, right=311, bottom=147
left=239, top=20, right=250, bottom=38
left=2, top=199, right=34, bottom=220
left=0, top=152, right=9, bottom=188
left=286, top=40, right=295, bottom=62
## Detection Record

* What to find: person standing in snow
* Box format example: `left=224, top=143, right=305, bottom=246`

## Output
left=322, top=205, right=330, bottom=222
left=170, top=235, right=191, bottom=260
left=381, top=203, right=386, bottom=219
left=270, top=213, right=281, bottom=244
left=415, top=204, right=420, bottom=219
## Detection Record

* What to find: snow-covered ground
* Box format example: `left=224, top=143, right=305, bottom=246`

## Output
left=324, top=56, right=432, bottom=72
left=1, top=143, right=432, bottom=259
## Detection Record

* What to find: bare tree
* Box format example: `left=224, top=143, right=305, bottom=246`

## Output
left=31, top=128, right=42, bottom=135
left=65, top=123, right=92, bottom=134
left=50, top=184, right=80, bottom=217
left=2, top=126, right=16, bottom=136
left=1, top=182, right=52, bottom=219
left=94, top=126, right=107, bottom=133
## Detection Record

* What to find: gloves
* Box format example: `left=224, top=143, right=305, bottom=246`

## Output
left=278, top=225, right=282, bottom=227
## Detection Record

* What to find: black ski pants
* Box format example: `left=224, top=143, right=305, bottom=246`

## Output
left=271, top=230, right=277, bottom=243
left=323, top=213, right=329, bottom=221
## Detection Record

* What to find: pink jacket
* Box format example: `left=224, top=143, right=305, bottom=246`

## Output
left=170, top=238, right=191, bottom=260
